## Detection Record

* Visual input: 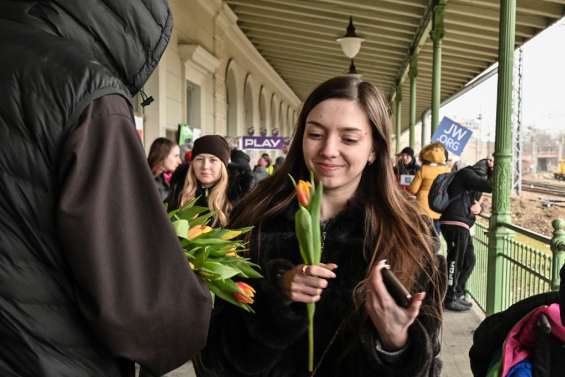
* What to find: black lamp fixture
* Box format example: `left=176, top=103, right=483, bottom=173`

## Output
left=337, top=17, right=364, bottom=78
left=336, top=16, right=365, bottom=59
left=348, top=59, right=362, bottom=79
left=140, top=89, right=154, bottom=107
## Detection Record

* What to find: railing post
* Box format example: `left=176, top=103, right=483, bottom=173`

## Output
left=486, top=0, right=516, bottom=316
left=551, top=219, right=565, bottom=291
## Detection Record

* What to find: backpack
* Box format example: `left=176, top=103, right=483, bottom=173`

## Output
left=428, top=172, right=460, bottom=213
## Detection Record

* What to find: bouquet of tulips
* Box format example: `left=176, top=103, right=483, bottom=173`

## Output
left=289, top=172, right=323, bottom=372
left=169, top=198, right=261, bottom=312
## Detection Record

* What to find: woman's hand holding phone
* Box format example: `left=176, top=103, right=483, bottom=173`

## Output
left=365, top=259, right=426, bottom=351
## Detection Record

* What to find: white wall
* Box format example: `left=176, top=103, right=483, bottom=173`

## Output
left=142, top=0, right=301, bottom=152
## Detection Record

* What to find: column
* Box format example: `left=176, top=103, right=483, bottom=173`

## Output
left=409, top=56, right=418, bottom=149
left=395, top=89, right=402, bottom=154
left=421, top=111, right=427, bottom=148
left=486, top=0, right=516, bottom=315
left=430, top=0, right=446, bottom=134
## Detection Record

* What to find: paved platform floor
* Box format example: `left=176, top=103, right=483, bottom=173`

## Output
left=441, top=304, right=484, bottom=377
left=154, top=304, right=484, bottom=377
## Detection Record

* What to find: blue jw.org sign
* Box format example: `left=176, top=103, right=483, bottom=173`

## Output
left=431, top=117, right=473, bottom=157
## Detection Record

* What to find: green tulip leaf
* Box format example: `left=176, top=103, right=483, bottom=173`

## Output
left=203, top=261, right=242, bottom=280
left=172, top=220, right=190, bottom=239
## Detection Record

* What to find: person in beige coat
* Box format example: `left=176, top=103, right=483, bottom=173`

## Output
left=408, top=142, right=450, bottom=235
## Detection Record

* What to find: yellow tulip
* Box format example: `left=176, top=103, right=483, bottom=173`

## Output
left=225, top=247, right=237, bottom=257
left=220, top=230, right=241, bottom=240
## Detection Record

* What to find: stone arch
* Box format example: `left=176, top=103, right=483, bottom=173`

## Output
left=225, top=59, right=244, bottom=137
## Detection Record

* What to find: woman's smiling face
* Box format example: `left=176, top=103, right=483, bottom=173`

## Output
left=302, top=98, right=374, bottom=197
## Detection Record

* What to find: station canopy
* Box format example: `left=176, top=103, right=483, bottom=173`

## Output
left=226, top=0, right=565, bottom=132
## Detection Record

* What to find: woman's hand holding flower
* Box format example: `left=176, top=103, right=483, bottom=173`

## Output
left=365, top=260, right=426, bottom=351
left=281, top=263, right=337, bottom=303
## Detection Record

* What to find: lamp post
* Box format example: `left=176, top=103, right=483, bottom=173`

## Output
left=337, top=17, right=364, bottom=77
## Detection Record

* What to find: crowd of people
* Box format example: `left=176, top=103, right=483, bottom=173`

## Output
left=0, top=1, right=509, bottom=375
left=393, top=142, right=494, bottom=312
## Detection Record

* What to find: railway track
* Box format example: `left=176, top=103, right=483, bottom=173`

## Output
left=521, top=180, right=565, bottom=197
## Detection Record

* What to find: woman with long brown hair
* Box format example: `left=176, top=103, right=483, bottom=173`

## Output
left=147, top=137, right=182, bottom=202
left=195, top=76, right=445, bottom=377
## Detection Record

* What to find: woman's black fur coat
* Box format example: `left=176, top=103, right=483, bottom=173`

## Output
left=195, top=200, right=443, bottom=377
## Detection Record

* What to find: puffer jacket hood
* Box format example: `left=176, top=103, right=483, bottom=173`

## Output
left=471, top=159, right=491, bottom=177
left=0, top=0, right=172, bottom=95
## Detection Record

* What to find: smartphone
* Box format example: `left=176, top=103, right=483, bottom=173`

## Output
left=381, top=268, right=412, bottom=308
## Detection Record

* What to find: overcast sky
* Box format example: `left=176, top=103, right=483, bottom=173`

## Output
left=440, top=16, right=565, bottom=139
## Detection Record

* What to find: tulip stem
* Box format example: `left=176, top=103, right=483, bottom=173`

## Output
left=307, top=302, right=315, bottom=372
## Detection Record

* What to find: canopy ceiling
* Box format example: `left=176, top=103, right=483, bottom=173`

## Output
left=226, top=0, right=565, bottom=132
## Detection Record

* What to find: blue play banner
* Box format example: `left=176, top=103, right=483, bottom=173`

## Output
left=241, top=136, right=285, bottom=150
left=431, top=117, right=473, bottom=157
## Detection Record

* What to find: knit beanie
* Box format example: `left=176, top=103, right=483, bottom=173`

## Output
left=192, top=135, right=230, bottom=166
left=400, top=146, right=415, bottom=157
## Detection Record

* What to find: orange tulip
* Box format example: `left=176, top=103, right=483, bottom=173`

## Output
left=295, top=180, right=312, bottom=207
left=233, top=282, right=255, bottom=304
left=188, top=225, right=213, bottom=240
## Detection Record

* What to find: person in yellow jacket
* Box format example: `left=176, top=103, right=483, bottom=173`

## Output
left=408, top=142, right=450, bottom=235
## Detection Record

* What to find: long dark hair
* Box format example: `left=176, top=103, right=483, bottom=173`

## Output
left=231, top=76, right=443, bottom=318
left=147, top=137, right=176, bottom=176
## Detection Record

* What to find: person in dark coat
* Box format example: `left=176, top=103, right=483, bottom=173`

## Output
left=195, top=76, right=446, bottom=377
left=227, top=149, right=255, bottom=204
left=0, top=1, right=211, bottom=376
left=440, top=158, right=494, bottom=311
left=394, top=146, right=421, bottom=176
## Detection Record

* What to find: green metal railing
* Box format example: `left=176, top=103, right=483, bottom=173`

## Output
left=466, top=219, right=489, bottom=312
left=467, top=217, right=565, bottom=314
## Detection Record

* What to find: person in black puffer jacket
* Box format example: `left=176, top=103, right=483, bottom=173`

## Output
left=440, top=158, right=493, bottom=312
left=0, top=2, right=211, bottom=376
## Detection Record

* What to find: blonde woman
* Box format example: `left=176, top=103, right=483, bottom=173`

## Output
left=408, top=142, right=450, bottom=235
left=168, top=135, right=232, bottom=226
